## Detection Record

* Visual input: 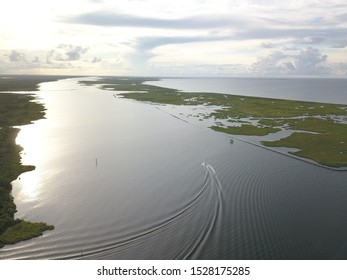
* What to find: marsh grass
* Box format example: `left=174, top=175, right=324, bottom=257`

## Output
left=211, top=124, right=281, bottom=136
left=262, top=119, right=347, bottom=167
left=81, top=77, right=347, bottom=167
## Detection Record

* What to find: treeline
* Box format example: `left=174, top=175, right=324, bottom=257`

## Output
left=0, top=91, right=54, bottom=247
left=0, top=127, right=35, bottom=235
left=0, top=75, right=78, bottom=91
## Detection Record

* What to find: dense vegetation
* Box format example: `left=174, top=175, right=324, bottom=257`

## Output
left=0, top=75, right=77, bottom=91
left=81, top=77, right=347, bottom=167
left=0, top=92, right=45, bottom=127
left=0, top=76, right=57, bottom=248
left=0, top=220, right=54, bottom=245
left=0, top=127, right=35, bottom=237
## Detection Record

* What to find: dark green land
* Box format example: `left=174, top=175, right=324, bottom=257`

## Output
left=0, top=75, right=60, bottom=248
left=81, top=77, right=347, bottom=167
left=0, top=220, right=54, bottom=246
left=0, top=75, right=79, bottom=91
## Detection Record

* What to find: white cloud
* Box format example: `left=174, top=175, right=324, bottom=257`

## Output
left=1, top=0, right=347, bottom=76
left=337, top=63, right=347, bottom=75
left=92, top=57, right=102, bottom=63
left=293, top=47, right=329, bottom=74
left=0, top=45, right=101, bottom=74
left=251, top=51, right=289, bottom=75
left=9, top=50, right=26, bottom=62
left=48, top=44, right=89, bottom=62
left=250, top=47, right=331, bottom=76
left=260, top=42, right=274, bottom=49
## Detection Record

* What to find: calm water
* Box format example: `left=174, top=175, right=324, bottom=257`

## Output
left=147, top=77, right=347, bottom=104
left=1, top=77, right=347, bottom=259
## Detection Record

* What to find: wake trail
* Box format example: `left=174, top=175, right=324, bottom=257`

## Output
left=178, top=162, right=224, bottom=259
left=63, top=162, right=223, bottom=259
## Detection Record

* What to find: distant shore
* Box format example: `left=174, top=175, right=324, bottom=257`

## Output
left=81, top=77, right=347, bottom=168
left=0, top=75, right=64, bottom=248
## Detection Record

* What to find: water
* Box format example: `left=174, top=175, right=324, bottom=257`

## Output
left=147, top=77, right=347, bottom=105
left=1, top=77, right=347, bottom=259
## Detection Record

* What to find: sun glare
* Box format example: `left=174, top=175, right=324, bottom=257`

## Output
left=16, top=123, right=44, bottom=165
left=15, top=171, right=40, bottom=202
left=15, top=122, right=46, bottom=202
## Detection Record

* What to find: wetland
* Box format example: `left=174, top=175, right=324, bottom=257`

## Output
left=82, top=77, right=347, bottom=167
left=1, top=76, right=347, bottom=259
left=0, top=83, right=55, bottom=248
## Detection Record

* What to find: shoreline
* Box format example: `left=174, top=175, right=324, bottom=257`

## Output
left=0, top=76, right=64, bottom=248
left=224, top=133, right=347, bottom=172
left=81, top=77, right=347, bottom=168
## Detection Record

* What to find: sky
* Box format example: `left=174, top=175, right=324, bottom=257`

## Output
left=0, top=0, right=347, bottom=77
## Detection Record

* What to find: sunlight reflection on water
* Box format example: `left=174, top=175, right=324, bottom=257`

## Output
left=3, top=77, right=347, bottom=260
left=15, top=171, right=40, bottom=202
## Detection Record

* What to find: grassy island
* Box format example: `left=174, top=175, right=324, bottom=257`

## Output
left=81, top=77, right=347, bottom=168
left=0, top=76, right=58, bottom=248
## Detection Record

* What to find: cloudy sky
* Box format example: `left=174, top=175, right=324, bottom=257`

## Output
left=1, top=0, right=347, bottom=77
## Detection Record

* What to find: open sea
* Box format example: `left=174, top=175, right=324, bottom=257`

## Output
left=147, top=77, right=347, bottom=104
